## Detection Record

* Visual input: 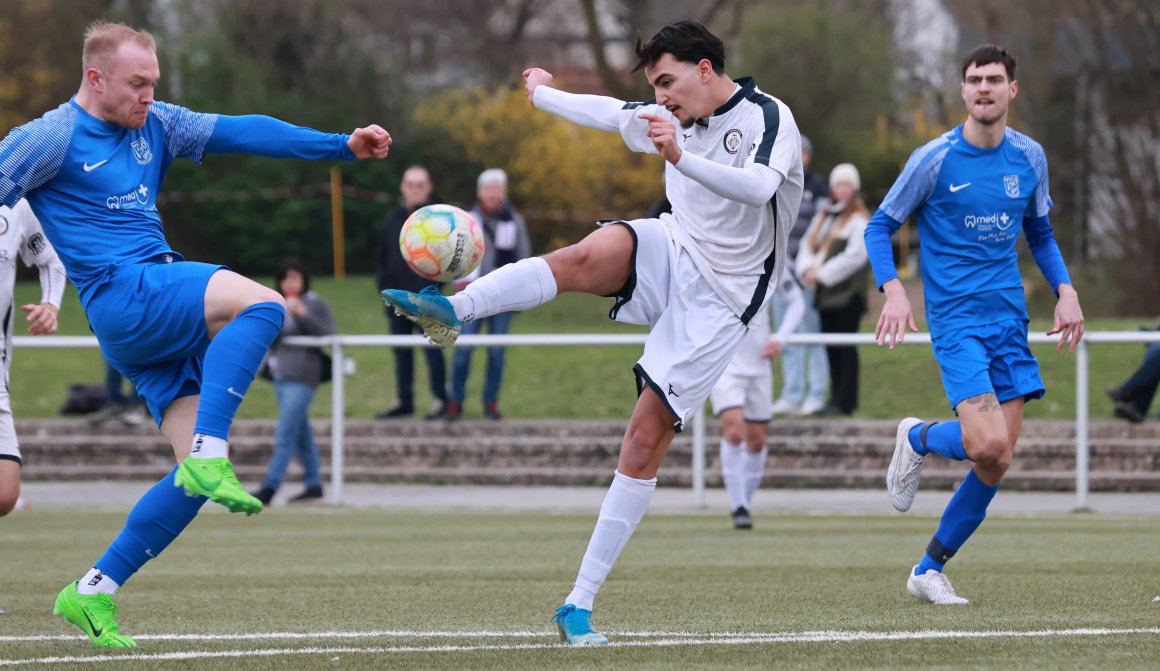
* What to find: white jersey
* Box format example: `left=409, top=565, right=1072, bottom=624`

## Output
left=721, top=271, right=805, bottom=378
left=0, top=199, right=65, bottom=463
left=0, top=199, right=66, bottom=366
left=534, top=78, right=804, bottom=323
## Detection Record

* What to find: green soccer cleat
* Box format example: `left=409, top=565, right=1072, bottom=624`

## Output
left=53, top=581, right=137, bottom=649
left=175, top=456, right=263, bottom=515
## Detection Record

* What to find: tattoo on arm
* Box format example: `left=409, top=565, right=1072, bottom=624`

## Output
left=962, top=393, right=1001, bottom=412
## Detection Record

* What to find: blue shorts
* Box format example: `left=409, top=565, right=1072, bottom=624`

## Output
left=85, top=259, right=225, bottom=426
left=931, top=319, right=1045, bottom=412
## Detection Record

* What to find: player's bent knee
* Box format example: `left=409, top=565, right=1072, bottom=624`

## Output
left=545, top=245, right=592, bottom=292
left=722, top=427, right=744, bottom=444
left=966, top=434, right=1009, bottom=465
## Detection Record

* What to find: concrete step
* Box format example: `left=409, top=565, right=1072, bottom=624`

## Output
left=25, top=417, right=1160, bottom=440
left=16, top=418, right=1160, bottom=491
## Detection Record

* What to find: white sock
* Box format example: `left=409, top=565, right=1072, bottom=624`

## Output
left=720, top=439, right=747, bottom=511
left=189, top=434, right=228, bottom=459
left=742, top=446, right=768, bottom=507
left=565, top=470, right=656, bottom=611
left=449, top=257, right=557, bottom=322
left=77, top=568, right=119, bottom=595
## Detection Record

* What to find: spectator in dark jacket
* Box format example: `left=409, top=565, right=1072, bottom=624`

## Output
left=447, top=169, right=532, bottom=420
left=252, top=257, right=337, bottom=505
left=374, top=165, right=449, bottom=420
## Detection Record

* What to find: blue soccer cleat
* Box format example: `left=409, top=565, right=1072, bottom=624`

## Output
left=381, top=286, right=462, bottom=348
left=553, top=604, right=609, bottom=646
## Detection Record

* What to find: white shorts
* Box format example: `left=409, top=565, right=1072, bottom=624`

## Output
left=607, top=219, right=747, bottom=431
left=710, top=372, right=772, bottom=423
left=0, top=388, right=18, bottom=465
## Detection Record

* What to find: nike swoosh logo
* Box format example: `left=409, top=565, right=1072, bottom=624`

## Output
left=83, top=159, right=109, bottom=172
left=949, top=182, right=971, bottom=192
left=226, top=387, right=245, bottom=400
left=80, top=607, right=104, bottom=637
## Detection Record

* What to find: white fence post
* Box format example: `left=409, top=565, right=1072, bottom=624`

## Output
left=1075, top=338, right=1089, bottom=510
left=329, top=338, right=346, bottom=506
left=692, top=403, right=706, bottom=508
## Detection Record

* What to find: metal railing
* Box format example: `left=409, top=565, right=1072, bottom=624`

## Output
left=15, top=330, right=1160, bottom=509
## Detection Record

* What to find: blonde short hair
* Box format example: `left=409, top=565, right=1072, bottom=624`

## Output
left=82, top=20, right=156, bottom=73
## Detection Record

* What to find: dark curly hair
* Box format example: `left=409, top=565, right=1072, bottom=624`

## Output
left=961, top=44, right=1016, bottom=81
left=631, top=20, right=725, bottom=74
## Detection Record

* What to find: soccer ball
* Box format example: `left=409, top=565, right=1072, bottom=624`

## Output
left=399, top=204, right=485, bottom=282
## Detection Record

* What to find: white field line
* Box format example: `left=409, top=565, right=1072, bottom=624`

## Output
left=1, top=628, right=1158, bottom=666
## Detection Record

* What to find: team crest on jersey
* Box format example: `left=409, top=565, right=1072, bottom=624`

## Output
left=1003, top=174, right=1020, bottom=198
left=27, top=232, right=46, bottom=255
left=723, top=129, right=743, bottom=154
left=131, top=137, right=153, bottom=165
left=0, top=215, right=7, bottom=236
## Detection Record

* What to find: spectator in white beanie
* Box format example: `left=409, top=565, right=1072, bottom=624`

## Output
left=794, top=163, right=871, bottom=416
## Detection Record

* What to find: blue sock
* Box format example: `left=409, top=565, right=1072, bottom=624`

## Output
left=908, top=421, right=969, bottom=460
left=195, top=302, right=284, bottom=439
left=94, top=468, right=207, bottom=585
left=915, top=469, right=999, bottom=575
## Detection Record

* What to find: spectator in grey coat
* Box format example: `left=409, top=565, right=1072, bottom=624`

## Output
left=252, top=257, right=337, bottom=504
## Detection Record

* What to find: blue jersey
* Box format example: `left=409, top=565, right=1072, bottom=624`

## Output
left=0, top=98, right=354, bottom=305
left=864, top=124, right=1070, bottom=338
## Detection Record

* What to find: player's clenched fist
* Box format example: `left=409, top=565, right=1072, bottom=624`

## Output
left=348, top=125, right=392, bottom=159
left=523, top=68, right=554, bottom=103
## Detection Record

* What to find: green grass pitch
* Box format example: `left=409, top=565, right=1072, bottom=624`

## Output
left=2, top=506, right=1158, bottom=669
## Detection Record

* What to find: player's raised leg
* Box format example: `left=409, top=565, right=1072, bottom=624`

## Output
left=174, top=270, right=284, bottom=514
left=384, top=223, right=633, bottom=346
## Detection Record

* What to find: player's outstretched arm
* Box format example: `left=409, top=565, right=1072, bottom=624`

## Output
left=524, top=67, right=623, bottom=133
left=1047, top=284, right=1084, bottom=352
left=875, top=279, right=917, bottom=350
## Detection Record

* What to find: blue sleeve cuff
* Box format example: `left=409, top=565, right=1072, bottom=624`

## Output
left=865, top=210, right=903, bottom=290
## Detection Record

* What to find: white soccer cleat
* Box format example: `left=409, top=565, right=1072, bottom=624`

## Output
left=907, top=566, right=970, bottom=605
left=887, top=417, right=926, bottom=512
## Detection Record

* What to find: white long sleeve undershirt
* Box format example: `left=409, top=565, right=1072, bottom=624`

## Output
left=532, top=85, right=621, bottom=132
left=771, top=279, right=805, bottom=343
left=673, top=151, right=783, bottom=208
left=533, top=85, right=784, bottom=208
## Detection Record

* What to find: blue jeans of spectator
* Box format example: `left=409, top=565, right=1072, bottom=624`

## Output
left=773, top=286, right=829, bottom=406
left=386, top=308, right=448, bottom=408
left=451, top=311, right=514, bottom=404
left=1120, top=343, right=1160, bottom=417
left=262, top=380, right=322, bottom=490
